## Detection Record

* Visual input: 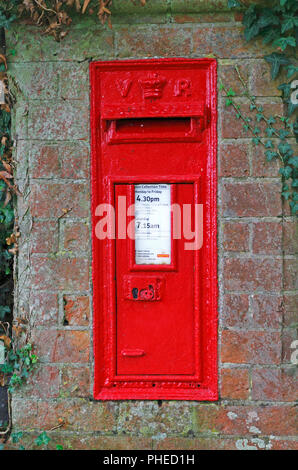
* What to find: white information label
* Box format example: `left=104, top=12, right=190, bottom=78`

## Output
left=135, top=184, right=171, bottom=265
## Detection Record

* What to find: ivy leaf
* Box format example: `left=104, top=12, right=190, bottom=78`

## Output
left=225, top=98, right=233, bottom=106
left=281, top=191, right=291, bottom=200
left=281, top=15, right=298, bottom=33
left=273, top=36, right=296, bottom=50
left=243, top=4, right=257, bottom=28
left=35, top=431, right=51, bottom=447
left=258, top=10, right=279, bottom=29
left=11, top=432, right=23, bottom=444
left=286, top=100, right=298, bottom=117
left=244, top=23, right=261, bottom=41
left=278, top=82, right=291, bottom=98
left=252, top=137, right=260, bottom=145
left=265, top=150, right=278, bottom=161
left=227, top=0, right=242, bottom=7
left=265, top=127, right=275, bottom=137
left=256, top=113, right=264, bottom=122
left=286, top=65, right=298, bottom=78
left=288, top=156, right=298, bottom=168
left=279, top=141, right=292, bottom=155
left=262, top=29, right=278, bottom=45
left=265, top=140, right=273, bottom=148
left=279, top=166, right=292, bottom=179
left=279, top=129, right=290, bottom=139
left=227, top=87, right=236, bottom=96
left=289, top=201, right=298, bottom=214
left=267, top=116, right=276, bottom=125
left=264, top=53, right=291, bottom=79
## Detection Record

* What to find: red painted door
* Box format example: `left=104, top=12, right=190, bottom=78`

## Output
left=115, top=183, right=196, bottom=376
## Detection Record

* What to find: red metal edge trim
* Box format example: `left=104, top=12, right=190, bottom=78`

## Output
left=90, top=58, right=218, bottom=401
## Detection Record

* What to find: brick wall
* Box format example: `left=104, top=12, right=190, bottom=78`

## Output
left=6, top=0, right=297, bottom=450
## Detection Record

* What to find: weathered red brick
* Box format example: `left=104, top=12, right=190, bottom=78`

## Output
left=63, top=221, right=90, bottom=252
left=222, top=182, right=282, bottom=217
left=61, top=366, right=90, bottom=397
left=30, top=182, right=90, bottom=218
left=30, top=142, right=89, bottom=179
left=251, top=143, right=280, bottom=177
left=222, top=294, right=250, bottom=328
left=20, top=365, right=60, bottom=399
left=28, top=101, right=89, bottom=140
left=31, top=256, right=89, bottom=291
left=117, top=402, right=192, bottom=436
left=251, top=294, right=283, bottom=329
left=281, top=328, right=298, bottom=364
left=252, top=368, right=297, bottom=401
left=173, top=12, right=232, bottom=24
left=34, top=400, right=118, bottom=433
left=47, top=434, right=153, bottom=450
left=11, top=398, right=38, bottom=429
left=221, top=368, right=250, bottom=399
left=270, top=439, right=298, bottom=450
left=30, top=220, right=58, bottom=253
left=219, top=64, right=249, bottom=96
left=7, top=25, right=113, bottom=62
left=155, top=436, right=239, bottom=450
left=282, top=293, right=298, bottom=327
left=250, top=61, right=283, bottom=97
left=29, top=291, right=58, bottom=327
left=194, top=404, right=297, bottom=436
left=32, top=330, right=90, bottom=363
left=116, top=26, right=191, bottom=57
left=221, top=102, right=284, bottom=139
left=224, top=258, right=282, bottom=292
left=220, top=141, right=250, bottom=177
left=252, top=221, right=282, bottom=254
left=59, top=63, right=89, bottom=100
left=283, top=219, right=298, bottom=255
left=284, top=258, right=298, bottom=290
left=193, top=26, right=268, bottom=58
left=9, top=62, right=59, bottom=100
left=63, top=295, right=90, bottom=326
left=221, top=330, right=281, bottom=364
left=222, top=221, right=250, bottom=252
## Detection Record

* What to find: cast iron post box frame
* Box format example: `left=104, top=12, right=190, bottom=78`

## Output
left=90, top=58, right=218, bottom=400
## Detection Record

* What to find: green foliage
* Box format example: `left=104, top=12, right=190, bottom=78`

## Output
left=0, top=61, right=14, bottom=322
left=0, top=341, right=38, bottom=392
left=220, top=76, right=298, bottom=214
left=0, top=0, right=18, bottom=30
left=228, top=0, right=298, bottom=140
left=3, top=430, right=63, bottom=450
left=227, top=0, right=298, bottom=213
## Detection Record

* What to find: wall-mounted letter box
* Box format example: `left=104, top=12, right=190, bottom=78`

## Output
left=90, top=59, right=217, bottom=400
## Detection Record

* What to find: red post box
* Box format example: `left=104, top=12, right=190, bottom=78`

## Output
left=90, top=58, right=218, bottom=400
